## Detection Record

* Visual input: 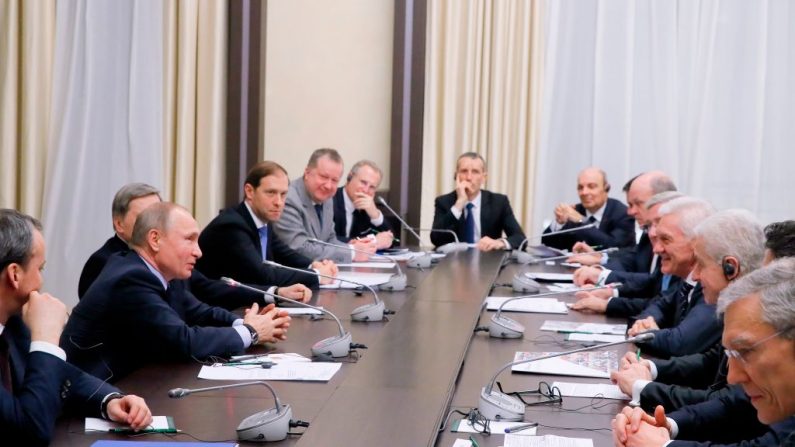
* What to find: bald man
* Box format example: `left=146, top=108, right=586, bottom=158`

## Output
left=541, top=167, right=635, bottom=250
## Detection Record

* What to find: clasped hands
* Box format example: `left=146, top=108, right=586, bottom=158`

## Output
left=554, top=203, right=585, bottom=225
left=243, top=303, right=291, bottom=344
left=612, top=405, right=672, bottom=447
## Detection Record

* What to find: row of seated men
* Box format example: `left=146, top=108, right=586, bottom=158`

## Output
left=2, top=146, right=794, bottom=445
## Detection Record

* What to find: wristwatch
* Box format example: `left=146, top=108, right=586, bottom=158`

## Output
left=243, top=323, right=259, bottom=345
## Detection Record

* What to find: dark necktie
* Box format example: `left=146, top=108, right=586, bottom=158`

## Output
left=587, top=215, right=597, bottom=225
left=314, top=204, right=324, bottom=228
left=464, top=203, right=476, bottom=243
left=0, top=331, right=13, bottom=393
left=258, top=226, right=268, bottom=261
left=674, top=282, right=695, bottom=324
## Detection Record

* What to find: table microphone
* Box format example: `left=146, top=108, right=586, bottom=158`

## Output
left=376, top=196, right=435, bottom=268
left=263, top=260, right=387, bottom=322
left=479, top=332, right=655, bottom=421
left=222, top=277, right=354, bottom=357
left=511, top=223, right=597, bottom=264
left=168, top=381, right=294, bottom=441
left=308, top=238, right=407, bottom=291
left=410, top=228, right=470, bottom=254
left=523, top=246, right=618, bottom=264
left=488, top=282, right=622, bottom=338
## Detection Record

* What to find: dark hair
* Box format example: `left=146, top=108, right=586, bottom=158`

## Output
left=112, top=183, right=161, bottom=220
left=622, top=173, right=642, bottom=193
left=307, top=148, right=343, bottom=169
left=764, top=220, right=795, bottom=259
left=245, top=161, right=289, bottom=189
left=0, top=209, right=43, bottom=271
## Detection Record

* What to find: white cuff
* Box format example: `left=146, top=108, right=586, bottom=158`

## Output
left=370, top=212, right=384, bottom=227
left=668, top=417, right=679, bottom=438
left=600, top=252, right=609, bottom=265
left=597, top=269, right=612, bottom=286
left=648, top=360, right=658, bottom=379
left=451, top=206, right=463, bottom=220
left=630, top=379, right=652, bottom=406
left=548, top=221, right=563, bottom=232
left=30, top=341, right=67, bottom=361
left=234, top=324, right=252, bottom=348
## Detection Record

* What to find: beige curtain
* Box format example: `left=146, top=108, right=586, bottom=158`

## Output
left=420, top=0, right=544, bottom=240
left=163, top=0, right=227, bottom=228
left=0, top=1, right=55, bottom=217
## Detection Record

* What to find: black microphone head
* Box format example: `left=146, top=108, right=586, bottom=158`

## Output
left=168, top=388, right=188, bottom=398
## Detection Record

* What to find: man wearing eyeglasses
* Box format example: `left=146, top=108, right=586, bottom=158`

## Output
left=612, top=258, right=795, bottom=447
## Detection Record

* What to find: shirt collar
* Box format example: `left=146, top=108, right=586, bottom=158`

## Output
left=685, top=271, right=697, bottom=287
left=467, top=192, right=483, bottom=208
left=0, top=323, right=4, bottom=336
left=585, top=202, right=606, bottom=222
left=137, top=253, right=169, bottom=290
left=343, top=188, right=355, bottom=214
left=244, top=201, right=267, bottom=230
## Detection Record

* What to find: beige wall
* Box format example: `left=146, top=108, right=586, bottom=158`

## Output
left=262, top=0, right=394, bottom=186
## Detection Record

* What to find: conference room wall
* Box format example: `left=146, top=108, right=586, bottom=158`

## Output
left=261, top=0, right=394, bottom=186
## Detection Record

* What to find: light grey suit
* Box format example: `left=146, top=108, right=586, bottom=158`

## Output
left=272, top=177, right=352, bottom=263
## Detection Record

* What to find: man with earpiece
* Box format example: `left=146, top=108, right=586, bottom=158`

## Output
left=542, top=167, right=635, bottom=250
left=430, top=152, right=526, bottom=251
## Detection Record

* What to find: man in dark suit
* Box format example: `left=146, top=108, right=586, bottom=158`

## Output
left=333, top=160, right=394, bottom=249
left=542, top=167, right=635, bottom=250
left=199, top=161, right=339, bottom=290
left=431, top=152, right=526, bottom=251
left=78, top=183, right=289, bottom=310
left=63, top=203, right=291, bottom=381
left=0, top=209, right=151, bottom=445
left=626, top=197, right=722, bottom=358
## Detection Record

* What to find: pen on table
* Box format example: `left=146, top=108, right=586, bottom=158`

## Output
left=221, top=361, right=273, bottom=368
left=504, top=422, right=538, bottom=433
left=110, top=428, right=179, bottom=433
left=469, top=435, right=480, bottom=447
left=636, top=348, right=642, bottom=361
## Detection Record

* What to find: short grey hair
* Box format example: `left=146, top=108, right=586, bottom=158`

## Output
left=307, top=148, right=343, bottom=169
left=130, top=202, right=182, bottom=248
left=649, top=175, right=677, bottom=195
left=657, top=197, right=715, bottom=238
left=0, top=209, right=43, bottom=271
left=457, top=152, right=488, bottom=172
left=112, top=183, right=161, bottom=220
left=693, top=209, right=765, bottom=275
left=645, top=191, right=684, bottom=210
left=718, top=257, right=795, bottom=340
left=347, top=160, right=383, bottom=185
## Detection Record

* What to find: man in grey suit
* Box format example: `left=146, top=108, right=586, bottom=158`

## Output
left=273, top=148, right=376, bottom=263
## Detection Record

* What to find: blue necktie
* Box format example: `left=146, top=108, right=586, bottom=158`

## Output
left=258, top=225, right=268, bottom=261
left=314, top=204, right=324, bottom=228
left=464, top=203, right=476, bottom=243
left=661, top=274, right=672, bottom=292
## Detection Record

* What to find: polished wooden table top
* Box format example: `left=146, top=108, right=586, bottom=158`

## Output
left=51, top=251, right=632, bottom=446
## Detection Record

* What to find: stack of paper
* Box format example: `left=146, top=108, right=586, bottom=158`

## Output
left=504, top=434, right=594, bottom=447
left=336, top=262, right=396, bottom=269
left=319, top=271, right=394, bottom=289
left=451, top=419, right=538, bottom=435
left=510, top=351, right=618, bottom=379
left=540, top=321, right=627, bottom=335
left=85, top=416, right=175, bottom=433
left=566, top=333, right=625, bottom=343
left=199, top=361, right=341, bottom=382
left=551, top=381, right=630, bottom=400
left=485, top=297, right=568, bottom=314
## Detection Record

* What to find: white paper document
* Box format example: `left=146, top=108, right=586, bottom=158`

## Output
left=452, top=439, right=474, bottom=447
left=230, top=353, right=311, bottom=364
left=504, top=434, right=594, bottom=447
left=384, top=251, right=427, bottom=261
left=282, top=307, right=323, bottom=316
left=452, top=418, right=538, bottom=435
left=551, top=381, right=630, bottom=400
left=540, top=321, right=627, bottom=335
left=511, top=351, right=618, bottom=379
left=85, top=416, right=173, bottom=433
left=485, top=297, right=568, bottom=314
left=335, top=262, right=396, bottom=269
left=319, top=271, right=394, bottom=289
left=566, top=333, right=625, bottom=343
left=545, top=283, right=579, bottom=292
left=199, top=361, right=341, bottom=381
left=525, top=272, right=574, bottom=282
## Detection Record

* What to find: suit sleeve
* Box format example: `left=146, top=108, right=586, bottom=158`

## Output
left=176, top=283, right=240, bottom=328
left=188, top=270, right=269, bottom=310
left=638, top=301, right=723, bottom=358
left=495, top=195, right=526, bottom=248
left=62, top=363, right=121, bottom=418
left=654, top=345, right=722, bottom=387
left=272, top=195, right=352, bottom=263
left=431, top=196, right=460, bottom=247
left=606, top=296, right=653, bottom=318
left=0, top=352, right=73, bottom=446
left=606, top=270, right=657, bottom=298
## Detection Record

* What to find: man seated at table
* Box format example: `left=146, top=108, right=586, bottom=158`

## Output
left=0, top=209, right=152, bottom=445
left=570, top=171, right=677, bottom=297
left=198, top=161, right=337, bottom=288
left=333, top=160, right=394, bottom=249
left=63, top=203, right=291, bottom=381
left=541, top=167, right=635, bottom=251
left=611, top=210, right=766, bottom=415
left=614, top=197, right=721, bottom=359
left=612, top=258, right=795, bottom=447
left=273, top=148, right=376, bottom=263
left=78, top=182, right=307, bottom=310
left=430, top=152, right=525, bottom=251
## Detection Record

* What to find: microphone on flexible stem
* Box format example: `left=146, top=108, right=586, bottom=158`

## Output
left=524, top=246, right=618, bottom=265
left=168, top=381, right=295, bottom=442
left=308, top=238, right=407, bottom=291
left=376, top=196, right=435, bottom=269
left=410, top=228, right=470, bottom=254
left=479, top=332, right=655, bottom=421
left=222, top=277, right=354, bottom=357
left=489, top=282, right=622, bottom=338
left=262, top=260, right=386, bottom=322
left=511, top=223, right=598, bottom=264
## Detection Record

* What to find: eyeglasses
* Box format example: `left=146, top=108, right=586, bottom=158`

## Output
left=724, top=328, right=790, bottom=364
left=495, top=381, right=563, bottom=406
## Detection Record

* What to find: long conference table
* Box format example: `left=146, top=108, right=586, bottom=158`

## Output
left=52, top=249, right=631, bottom=446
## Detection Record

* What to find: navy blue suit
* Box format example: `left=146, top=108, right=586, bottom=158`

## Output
left=604, top=232, right=659, bottom=297
left=197, top=202, right=319, bottom=288
left=1, top=315, right=118, bottom=446
left=78, top=235, right=267, bottom=310
left=431, top=190, right=526, bottom=248
left=542, top=198, right=635, bottom=250
left=63, top=252, right=245, bottom=381
left=635, top=282, right=723, bottom=358
left=605, top=270, right=680, bottom=319
left=332, top=187, right=392, bottom=242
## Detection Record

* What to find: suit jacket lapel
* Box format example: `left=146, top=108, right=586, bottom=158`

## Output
left=479, top=191, right=491, bottom=237
left=235, top=202, right=262, bottom=250
left=6, top=317, right=28, bottom=389
left=333, top=188, right=347, bottom=237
